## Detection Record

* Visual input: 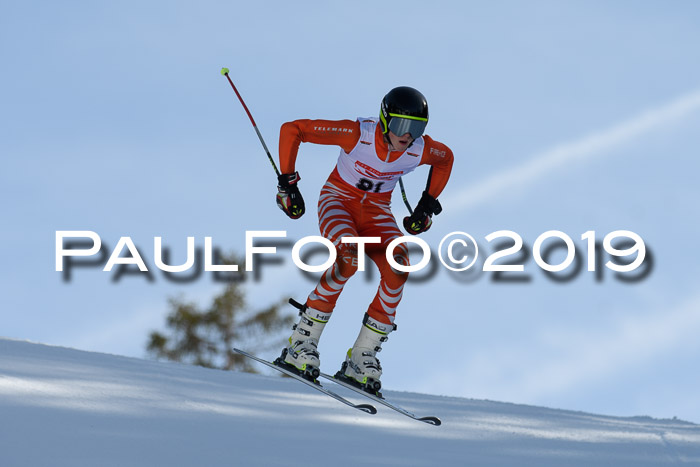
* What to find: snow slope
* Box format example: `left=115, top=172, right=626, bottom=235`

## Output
left=1, top=338, right=698, bottom=466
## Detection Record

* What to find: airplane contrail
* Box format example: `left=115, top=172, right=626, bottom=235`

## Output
left=442, top=88, right=700, bottom=212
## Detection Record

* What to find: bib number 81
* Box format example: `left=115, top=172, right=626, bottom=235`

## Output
left=356, top=178, right=385, bottom=193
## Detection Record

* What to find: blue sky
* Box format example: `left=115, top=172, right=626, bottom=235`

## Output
left=3, top=1, right=700, bottom=422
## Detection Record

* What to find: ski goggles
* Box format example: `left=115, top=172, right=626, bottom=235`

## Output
left=386, top=113, right=428, bottom=139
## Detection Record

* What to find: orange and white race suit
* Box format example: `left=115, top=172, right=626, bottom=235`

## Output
left=279, top=117, right=454, bottom=326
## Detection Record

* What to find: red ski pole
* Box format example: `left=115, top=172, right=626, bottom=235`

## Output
left=221, top=67, right=280, bottom=177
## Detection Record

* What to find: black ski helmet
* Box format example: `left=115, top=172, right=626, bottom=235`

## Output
left=379, top=86, right=429, bottom=139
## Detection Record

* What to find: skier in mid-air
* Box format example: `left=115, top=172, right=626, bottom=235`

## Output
left=274, top=86, right=454, bottom=394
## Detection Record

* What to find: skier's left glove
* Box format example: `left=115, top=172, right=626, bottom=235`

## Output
left=276, top=171, right=305, bottom=219
left=403, top=191, right=442, bottom=235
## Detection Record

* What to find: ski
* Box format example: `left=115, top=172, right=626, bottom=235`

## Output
left=232, top=348, right=377, bottom=414
left=319, top=372, right=441, bottom=426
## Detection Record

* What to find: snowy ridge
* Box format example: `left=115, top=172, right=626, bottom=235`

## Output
left=0, top=338, right=698, bottom=466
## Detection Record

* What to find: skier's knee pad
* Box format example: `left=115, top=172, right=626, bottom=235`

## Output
left=388, top=244, right=410, bottom=280
left=336, top=243, right=359, bottom=278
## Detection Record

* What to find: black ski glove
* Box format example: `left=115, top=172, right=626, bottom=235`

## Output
left=276, top=172, right=305, bottom=219
left=403, top=191, right=442, bottom=235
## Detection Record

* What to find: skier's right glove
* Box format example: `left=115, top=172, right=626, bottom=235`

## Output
left=276, top=171, right=305, bottom=219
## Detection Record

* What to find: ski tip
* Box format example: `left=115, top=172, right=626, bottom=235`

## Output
left=419, top=416, right=442, bottom=426
left=359, top=404, right=377, bottom=415
left=221, top=67, right=230, bottom=76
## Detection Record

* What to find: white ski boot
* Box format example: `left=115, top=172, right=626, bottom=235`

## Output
left=276, top=300, right=331, bottom=381
left=337, top=314, right=395, bottom=395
